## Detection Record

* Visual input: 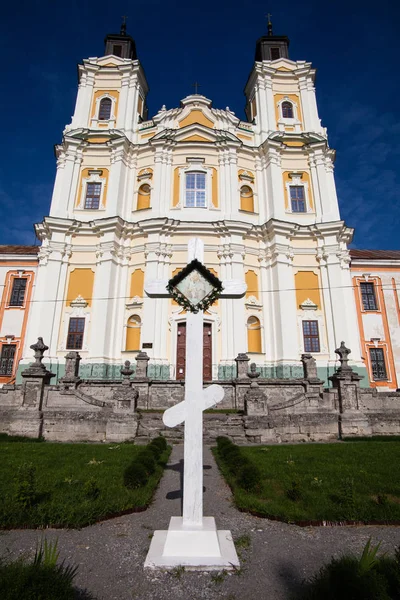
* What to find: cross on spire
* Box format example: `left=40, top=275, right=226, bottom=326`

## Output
left=192, top=81, right=201, bottom=95
left=266, top=12, right=273, bottom=36
left=121, top=15, right=128, bottom=35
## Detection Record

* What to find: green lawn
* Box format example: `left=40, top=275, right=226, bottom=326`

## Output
left=0, top=437, right=170, bottom=528
left=214, top=440, right=400, bottom=523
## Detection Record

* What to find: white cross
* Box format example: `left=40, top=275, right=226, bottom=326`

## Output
left=145, top=238, right=246, bottom=528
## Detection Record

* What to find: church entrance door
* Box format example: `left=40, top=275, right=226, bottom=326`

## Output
left=176, top=322, right=212, bottom=381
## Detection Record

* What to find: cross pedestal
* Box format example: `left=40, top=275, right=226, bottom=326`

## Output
left=144, top=239, right=244, bottom=570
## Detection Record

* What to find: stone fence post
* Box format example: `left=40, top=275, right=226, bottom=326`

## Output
left=235, top=353, right=250, bottom=379
left=59, top=351, right=81, bottom=387
left=329, top=341, right=363, bottom=413
left=19, top=338, right=55, bottom=437
left=134, top=351, right=150, bottom=379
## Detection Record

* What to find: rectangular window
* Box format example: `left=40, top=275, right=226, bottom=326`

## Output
left=270, top=47, right=280, bottom=60
left=67, top=318, right=85, bottom=350
left=0, top=344, right=16, bottom=376
left=113, top=44, right=122, bottom=57
left=185, top=172, right=206, bottom=208
left=302, top=320, right=320, bottom=353
left=9, top=278, right=27, bottom=307
left=360, top=282, right=378, bottom=311
left=290, top=186, right=306, bottom=213
left=84, top=183, right=101, bottom=209
left=369, top=347, right=387, bottom=380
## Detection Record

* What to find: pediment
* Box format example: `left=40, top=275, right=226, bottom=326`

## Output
left=273, top=58, right=298, bottom=72
left=97, top=55, right=127, bottom=67
left=150, top=123, right=241, bottom=146
left=178, top=108, right=215, bottom=129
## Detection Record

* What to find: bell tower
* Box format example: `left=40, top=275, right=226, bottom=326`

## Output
left=104, top=17, right=137, bottom=59
left=254, top=15, right=290, bottom=62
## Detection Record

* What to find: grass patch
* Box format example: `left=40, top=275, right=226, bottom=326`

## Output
left=213, top=438, right=400, bottom=523
left=0, top=439, right=170, bottom=528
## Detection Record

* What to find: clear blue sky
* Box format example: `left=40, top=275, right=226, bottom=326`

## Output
left=0, top=0, right=399, bottom=248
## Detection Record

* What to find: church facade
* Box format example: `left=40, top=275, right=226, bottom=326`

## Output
left=18, top=25, right=368, bottom=384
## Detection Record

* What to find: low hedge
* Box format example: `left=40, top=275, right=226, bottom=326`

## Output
left=123, top=437, right=168, bottom=490
left=215, top=437, right=262, bottom=493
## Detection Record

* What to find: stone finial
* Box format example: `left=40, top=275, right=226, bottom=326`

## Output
left=248, top=362, right=260, bottom=379
left=21, top=337, right=55, bottom=383
left=30, top=337, right=48, bottom=370
left=335, top=341, right=352, bottom=372
left=301, top=353, right=318, bottom=380
left=235, top=353, right=250, bottom=379
left=134, top=351, right=150, bottom=379
left=121, top=360, right=134, bottom=385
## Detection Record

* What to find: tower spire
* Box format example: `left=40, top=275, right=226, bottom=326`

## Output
left=121, top=15, right=127, bottom=36
left=266, top=13, right=273, bottom=36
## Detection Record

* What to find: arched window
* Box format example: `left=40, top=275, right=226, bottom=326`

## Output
left=247, top=316, right=262, bottom=353
left=282, top=101, right=294, bottom=119
left=98, top=97, right=112, bottom=121
left=240, top=185, right=254, bottom=212
left=126, top=315, right=141, bottom=351
left=137, top=184, right=151, bottom=210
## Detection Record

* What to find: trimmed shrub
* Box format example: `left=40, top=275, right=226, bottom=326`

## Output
left=123, top=462, right=148, bottom=489
left=237, top=464, right=261, bottom=493
left=216, top=436, right=232, bottom=451
left=139, top=449, right=157, bottom=476
left=147, top=442, right=163, bottom=459
left=151, top=436, right=167, bottom=452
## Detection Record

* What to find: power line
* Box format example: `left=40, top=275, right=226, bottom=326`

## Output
left=2, top=281, right=399, bottom=305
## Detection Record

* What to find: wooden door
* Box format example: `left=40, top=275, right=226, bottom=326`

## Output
left=175, top=322, right=212, bottom=381
left=203, top=323, right=212, bottom=381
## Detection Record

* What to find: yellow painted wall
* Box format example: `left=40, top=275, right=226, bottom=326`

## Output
left=238, top=169, right=255, bottom=181
left=90, top=90, right=119, bottom=120
left=247, top=317, right=261, bottom=352
left=282, top=171, right=314, bottom=210
left=274, top=94, right=303, bottom=127
left=87, top=137, right=109, bottom=144
left=171, top=267, right=180, bottom=305
left=211, top=167, right=218, bottom=208
left=245, top=270, right=259, bottom=298
left=179, top=109, right=214, bottom=129
left=76, top=168, right=109, bottom=208
left=137, top=185, right=151, bottom=210
left=237, top=133, right=253, bottom=142
left=285, top=141, right=304, bottom=147
left=173, top=168, right=180, bottom=207
left=130, top=269, right=144, bottom=298
left=295, top=271, right=320, bottom=308
left=140, top=131, right=155, bottom=139
left=240, top=186, right=254, bottom=212
left=66, top=268, right=95, bottom=306
left=138, top=168, right=153, bottom=177
left=182, top=134, right=210, bottom=142
left=126, top=315, right=141, bottom=350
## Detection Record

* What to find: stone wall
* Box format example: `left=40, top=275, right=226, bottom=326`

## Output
left=1, top=341, right=400, bottom=443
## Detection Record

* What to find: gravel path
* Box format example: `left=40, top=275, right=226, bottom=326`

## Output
left=1, top=445, right=400, bottom=599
